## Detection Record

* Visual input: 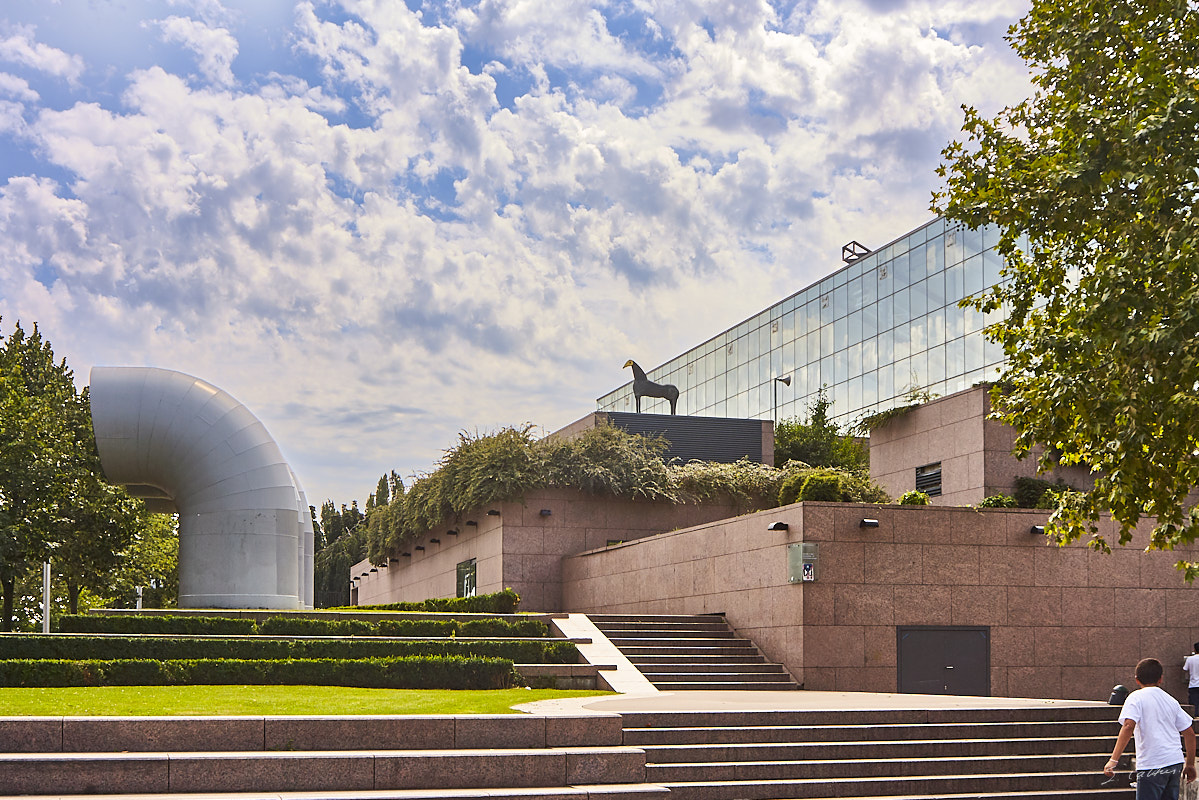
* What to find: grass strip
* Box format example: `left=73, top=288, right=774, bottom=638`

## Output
left=0, top=685, right=612, bottom=716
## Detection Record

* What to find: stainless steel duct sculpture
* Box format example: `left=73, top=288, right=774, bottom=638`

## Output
left=89, top=367, right=313, bottom=609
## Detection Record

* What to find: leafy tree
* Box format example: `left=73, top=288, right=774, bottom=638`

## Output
left=52, top=473, right=146, bottom=613
left=774, top=389, right=868, bottom=470
left=0, top=321, right=78, bottom=630
left=0, top=320, right=150, bottom=627
left=319, top=499, right=344, bottom=546
left=934, top=0, right=1199, bottom=571
left=100, top=513, right=179, bottom=610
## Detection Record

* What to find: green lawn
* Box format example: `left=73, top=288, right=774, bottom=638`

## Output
left=0, top=685, right=612, bottom=716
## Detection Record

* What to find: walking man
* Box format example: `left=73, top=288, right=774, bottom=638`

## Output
left=1183, top=644, right=1199, bottom=712
left=1105, top=658, right=1197, bottom=800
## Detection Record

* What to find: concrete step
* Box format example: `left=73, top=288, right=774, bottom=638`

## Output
left=587, top=614, right=727, bottom=623
left=0, top=747, right=647, bottom=795
left=650, top=680, right=799, bottom=691
left=618, top=706, right=1122, bottom=728
left=593, top=621, right=730, bottom=630
left=1, top=714, right=624, bottom=754
left=657, top=771, right=1132, bottom=800
left=626, top=654, right=768, bottom=665
left=648, top=752, right=1105, bottom=782
left=845, top=790, right=1133, bottom=800
left=614, top=644, right=760, bottom=656
left=628, top=661, right=784, bottom=673
left=605, top=637, right=751, bottom=647
left=33, top=786, right=673, bottom=800
left=623, top=719, right=1123, bottom=745
left=595, top=627, right=735, bottom=638
left=639, top=671, right=793, bottom=683
left=641, top=735, right=1119, bottom=762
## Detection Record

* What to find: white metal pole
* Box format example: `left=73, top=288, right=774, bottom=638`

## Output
left=42, top=562, right=50, bottom=634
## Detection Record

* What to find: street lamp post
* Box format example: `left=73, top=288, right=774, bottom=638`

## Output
left=773, top=375, right=792, bottom=423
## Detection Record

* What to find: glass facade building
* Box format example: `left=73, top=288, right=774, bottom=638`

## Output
left=598, top=217, right=1021, bottom=429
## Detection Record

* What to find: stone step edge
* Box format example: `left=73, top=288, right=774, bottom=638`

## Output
left=846, top=791, right=1134, bottom=800
left=649, top=751, right=1107, bottom=769
left=655, top=769, right=1133, bottom=789
left=639, top=734, right=1120, bottom=751
left=5, top=746, right=648, bottom=761
left=0, top=785, right=673, bottom=800
left=617, top=707, right=1120, bottom=725
left=1, top=714, right=626, bottom=754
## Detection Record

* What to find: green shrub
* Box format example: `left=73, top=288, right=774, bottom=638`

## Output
left=777, top=466, right=890, bottom=506
left=977, top=493, right=1017, bottom=508
left=897, top=490, right=931, bottom=505
left=352, top=588, right=521, bottom=615
left=458, top=618, right=548, bottom=638
left=373, top=619, right=461, bottom=637
left=777, top=472, right=806, bottom=506
left=799, top=472, right=843, bottom=502
left=1013, top=476, right=1063, bottom=508
left=256, top=617, right=377, bottom=637
left=0, top=635, right=576, bottom=664
left=0, top=656, right=521, bottom=689
left=57, top=615, right=256, bottom=636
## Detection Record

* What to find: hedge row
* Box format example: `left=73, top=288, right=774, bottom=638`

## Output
left=57, top=615, right=548, bottom=639
left=58, top=615, right=256, bottom=636
left=256, top=616, right=548, bottom=638
left=0, top=636, right=578, bottom=664
left=0, top=656, right=520, bottom=689
left=347, top=588, right=521, bottom=615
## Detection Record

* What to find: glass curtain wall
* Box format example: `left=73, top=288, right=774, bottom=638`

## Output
left=597, top=218, right=1022, bottom=429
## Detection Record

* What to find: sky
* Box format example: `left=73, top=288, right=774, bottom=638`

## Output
left=0, top=0, right=1033, bottom=508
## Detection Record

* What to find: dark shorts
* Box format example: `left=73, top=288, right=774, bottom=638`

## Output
left=1136, top=763, right=1183, bottom=800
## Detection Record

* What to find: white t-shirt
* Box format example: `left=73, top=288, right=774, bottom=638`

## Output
left=1119, top=685, right=1194, bottom=770
left=1183, top=654, right=1199, bottom=688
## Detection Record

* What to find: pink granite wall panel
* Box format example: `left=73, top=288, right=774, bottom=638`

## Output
left=565, top=500, right=1199, bottom=702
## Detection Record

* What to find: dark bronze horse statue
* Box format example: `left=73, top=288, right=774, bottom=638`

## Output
left=624, top=360, right=679, bottom=415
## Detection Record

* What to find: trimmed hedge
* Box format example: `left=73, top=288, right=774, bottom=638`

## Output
left=348, top=588, right=521, bottom=615
left=58, top=615, right=256, bottom=636
left=0, top=655, right=520, bottom=689
left=54, top=614, right=548, bottom=639
left=0, top=635, right=578, bottom=664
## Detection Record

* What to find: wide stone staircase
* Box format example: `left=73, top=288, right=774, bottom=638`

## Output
left=0, top=713, right=668, bottom=798
left=589, top=613, right=798, bottom=690
left=621, top=705, right=1135, bottom=799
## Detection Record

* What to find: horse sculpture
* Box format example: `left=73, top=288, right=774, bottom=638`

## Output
left=624, top=360, right=679, bottom=415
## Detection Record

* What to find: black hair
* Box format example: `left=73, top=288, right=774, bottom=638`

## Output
left=1136, top=658, right=1164, bottom=685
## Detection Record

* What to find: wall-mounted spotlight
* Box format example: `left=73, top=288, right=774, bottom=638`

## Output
left=860, top=519, right=880, bottom=528
left=388, top=558, right=397, bottom=565
left=446, top=529, right=458, bottom=536
left=767, top=521, right=789, bottom=531
left=415, top=545, right=425, bottom=551
left=378, top=562, right=388, bottom=568
left=401, top=551, right=412, bottom=557
left=465, top=520, right=478, bottom=527
left=487, top=509, right=500, bottom=516
left=360, top=572, right=369, bottom=578
left=429, top=538, right=440, bottom=544
left=1030, top=525, right=1045, bottom=535
left=369, top=567, right=378, bottom=573
left=540, top=509, right=552, bottom=516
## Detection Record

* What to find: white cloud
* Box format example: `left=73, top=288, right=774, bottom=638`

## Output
left=152, top=15, right=239, bottom=86
left=0, top=71, right=37, bottom=101
left=0, top=24, right=84, bottom=82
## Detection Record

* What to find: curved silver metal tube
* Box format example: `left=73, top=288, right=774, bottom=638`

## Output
left=90, top=366, right=313, bottom=609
